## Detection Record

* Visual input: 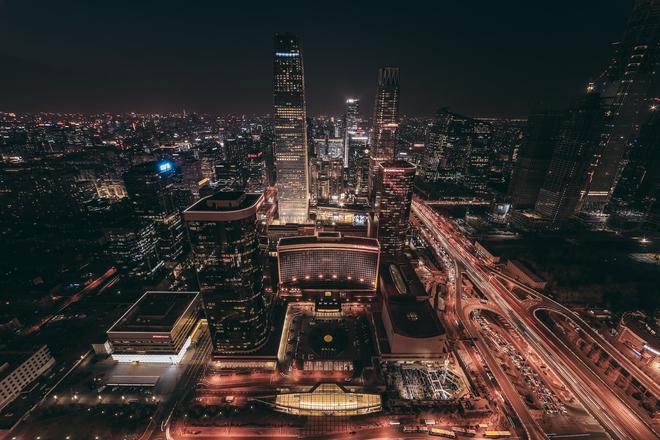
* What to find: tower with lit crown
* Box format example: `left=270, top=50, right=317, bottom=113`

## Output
left=369, top=67, right=400, bottom=200
left=273, top=33, right=309, bottom=223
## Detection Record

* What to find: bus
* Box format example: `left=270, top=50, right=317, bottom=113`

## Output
left=484, top=431, right=513, bottom=439
left=451, top=427, right=476, bottom=437
left=402, top=425, right=426, bottom=433
left=429, top=428, right=456, bottom=438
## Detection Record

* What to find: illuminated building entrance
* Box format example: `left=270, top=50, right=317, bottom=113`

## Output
left=273, top=383, right=381, bottom=416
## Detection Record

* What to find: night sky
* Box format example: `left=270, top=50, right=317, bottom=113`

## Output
left=0, top=0, right=632, bottom=118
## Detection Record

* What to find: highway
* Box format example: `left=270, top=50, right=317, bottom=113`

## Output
left=494, top=270, right=660, bottom=399
left=412, top=213, right=547, bottom=440
left=411, top=198, right=658, bottom=440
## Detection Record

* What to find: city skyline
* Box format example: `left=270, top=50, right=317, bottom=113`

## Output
left=0, top=0, right=633, bottom=117
left=1, top=2, right=658, bottom=439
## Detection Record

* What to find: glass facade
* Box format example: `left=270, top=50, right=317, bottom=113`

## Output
left=184, top=192, right=268, bottom=353
left=369, top=67, right=400, bottom=198
left=274, top=383, right=381, bottom=416
left=375, top=160, right=416, bottom=256
left=273, top=33, right=309, bottom=223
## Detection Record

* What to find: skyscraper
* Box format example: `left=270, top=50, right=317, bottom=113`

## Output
left=508, top=108, right=564, bottom=209
left=273, top=33, right=309, bottom=224
left=369, top=67, right=400, bottom=199
left=609, top=104, right=660, bottom=229
left=420, top=109, right=451, bottom=182
left=124, top=160, right=185, bottom=263
left=343, top=98, right=360, bottom=168
left=535, top=94, right=607, bottom=224
left=310, top=158, right=344, bottom=203
left=183, top=191, right=268, bottom=353
left=104, top=217, right=162, bottom=279
left=582, top=0, right=660, bottom=212
left=374, top=160, right=416, bottom=256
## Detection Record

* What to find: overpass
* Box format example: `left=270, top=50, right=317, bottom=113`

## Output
left=411, top=197, right=658, bottom=440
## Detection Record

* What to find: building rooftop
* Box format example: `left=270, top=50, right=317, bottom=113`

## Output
left=380, top=262, right=445, bottom=339
left=108, top=291, right=199, bottom=334
left=278, top=233, right=380, bottom=251
left=622, top=312, right=660, bottom=350
left=378, top=160, right=416, bottom=170
left=184, top=191, right=262, bottom=212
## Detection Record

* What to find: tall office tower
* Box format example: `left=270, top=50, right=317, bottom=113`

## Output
left=507, top=109, right=564, bottom=209
left=348, top=134, right=370, bottom=197
left=310, top=158, right=344, bottom=203
left=609, top=106, right=660, bottom=228
left=124, top=160, right=184, bottom=263
left=582, top=0, right=660, bottom=212
left=343, top=98, right=360, bottom=168
left=273, top=33, right=309, bottom=224
left=183, top=191, right=268, bottom=353
left=369, top=67, right=400, bottom=199
left=104, top=217, right=162, bottom=279
left=535, top=94, right=607, bottom=224
left=374, top=160, right=416, bottom=256
left=420, top=109, right=451, bottom=181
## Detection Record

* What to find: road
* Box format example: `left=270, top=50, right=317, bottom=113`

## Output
left=143, top=323, right=212, bottom=440
left=495, top=270, right=660, bottom=399
left=22, top=266, right=118, bottom=336
left=412, top=214, right=546, bottom=440
left=411, top=198, right=658, bottom=440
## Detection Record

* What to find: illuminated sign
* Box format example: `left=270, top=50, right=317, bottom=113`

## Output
left=157, top=161, right=173, bottom=173
left=353, top=214, right=367, bottom=226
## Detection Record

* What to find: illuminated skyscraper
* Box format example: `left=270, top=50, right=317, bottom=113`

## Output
left=420, top=109, right=451, bottom=181
left=369, top=67, right=400, bottom=199
left=581, top=0, right=660, bottom=212
left=343, top=98, right=360, bottom=168
left=183, top=191, right=268, bottom=353
left=374, top=160, right=415, bottom=256
left=273, top=33, right=309, bottom=223
left=124, top=160, right=184, bottom=263
left=609, top=105, right=660, bottom=228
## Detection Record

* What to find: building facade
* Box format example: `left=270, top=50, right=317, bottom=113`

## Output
left=277, top=232, right=380, bottom=295
left=535, top=94, right=607, bottom=224
left=104, top=218, right=163, bottom=279
left=124, top=160, right=185, bottom=263
left=0, top=346, right=55, bottom=411
left=273, top=33, right=309, bottom=224
left=343, top=98, right=360, bottom=168
left=582, top=0, right=660, bottom=212
left=420, top=109, right=451, bottom=181
left=374, top=160, right=415, bottom=256
left=508, top=109, right=564, bottom=209
left=107, top=291, right=201, bottom=364
left=369, top=67, right=400, bottom=198
left=184, top=192, right=268, bottom=353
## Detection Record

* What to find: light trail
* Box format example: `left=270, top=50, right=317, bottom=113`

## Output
left=411, top=198, right=657, bottom=440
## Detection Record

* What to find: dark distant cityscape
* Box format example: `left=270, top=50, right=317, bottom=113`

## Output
left=0, top=1, right=659, bottom=440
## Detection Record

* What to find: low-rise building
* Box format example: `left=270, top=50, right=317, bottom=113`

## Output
left=0, top=345, right=55, bottom=411
left=505, top=259, right=547, bottom=290
left=380, top=262, right=447, bottom=356
left=107, top=291, right=201, bottom=364
left=277, top=232, right=380, bottom=300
